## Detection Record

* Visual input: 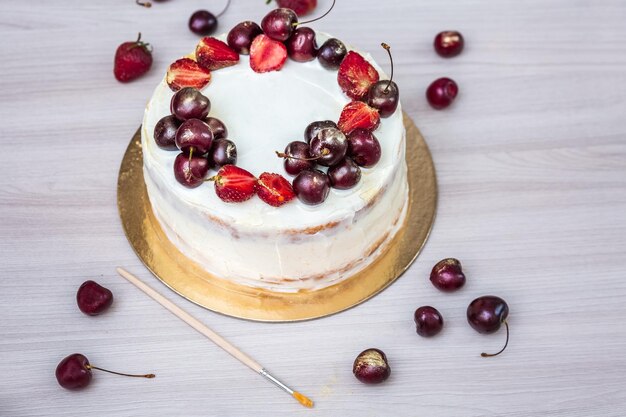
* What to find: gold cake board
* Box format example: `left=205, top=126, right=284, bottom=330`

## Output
left=117, top=113, right=437, bottom=322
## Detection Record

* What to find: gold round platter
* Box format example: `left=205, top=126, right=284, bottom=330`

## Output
left=117, top=113, right=437, bottom=322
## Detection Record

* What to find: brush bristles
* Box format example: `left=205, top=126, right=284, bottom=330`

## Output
left=293, top=391, right=314, bottom=408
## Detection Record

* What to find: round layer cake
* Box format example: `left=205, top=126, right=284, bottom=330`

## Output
left=141, top=32, right=408, bottom=292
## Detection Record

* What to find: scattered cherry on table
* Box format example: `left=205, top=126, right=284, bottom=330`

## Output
left=426, top=77, right=458, bottom=110
left=414, top=306, right=444, bottom=337
left=467, top=295, right=510, bottom=357
left=353, top=348, right=391, bottom=384
left=434, top=30, right=464, bottom=58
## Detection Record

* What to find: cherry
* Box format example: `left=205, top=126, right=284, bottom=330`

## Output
left=414, top=306, right=444, bottom=337
left=227, top=21, right=263, bottom=55
left=347, top=129, right=381, bottom=168
left=175, top=119, right=213, bottom=155
left=434, top=31, right=464, bottom=58
left=56, top=353, right=155, bottom=390
left=293, top=169, right=330, bottom=205
left=430, top=258, right=466, bottom=292
left=353, top=348, right=390, bottom=384
left=153, top=115, right=181, bottom=151
left=173, top=152, right=209, bottom=188
left=76, top=281, right=113, bottom=316
left=287, top=27, right=318, bottom=62
left=426, top=77, right=458, bottom=110
left=309, top=127, right=348, bottom=167
left=188, top=1, right=231, bottom=36
left=204, top=116, right=228, bottom=140
left=467, top=296, right=510, bottom=357
left=317, top=38, right=346, bottom=69
left=261, top=8, right=298, bottom=42
left=208, top=139, right=237, bottom=169
left=328, top=157, right=361, bottom=190
left=170, top=87, right=211, bottom=121
left=276, top=141, right=316, bottom=176
left=367, top=43, right=399, bottom=118
left=304, top=120, right=337, bottom=144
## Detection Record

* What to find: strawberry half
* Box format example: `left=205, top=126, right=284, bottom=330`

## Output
left=250, top=34, right=288, bottom=73
left=196, top=37, right=240, bottom=71
left=338, top=101, right=380, bottom=134
left=337, top=51, right=380, bottom=101
left=211, top=165, right=257, bottom=203
left=276, top=0, right=317, bottom=16
left=114, top=33, right=153, bottom=82
left=256, top=173, right=296, bottom=207
left=166, top=58, right=212, bottom=91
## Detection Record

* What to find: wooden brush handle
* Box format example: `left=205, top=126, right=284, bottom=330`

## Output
left=116, top=268, right=263, bottom=373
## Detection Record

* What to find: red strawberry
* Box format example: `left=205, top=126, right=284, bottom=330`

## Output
left=337, top=51, right=380, bottom=100
left=276, top=0, right=317, bottom=16
left=256, top=173, right=296, bottom=207
left=250, top=34, right=288, bottom=73
left=211, top=165, right=257, bottom=203
left=166, top=58, right=212, bottom=91
left=338, top=101, right=380, bottom=134
left=114, top=33, right=153, bottom=82
left=196, top=37, right=240, bottom=71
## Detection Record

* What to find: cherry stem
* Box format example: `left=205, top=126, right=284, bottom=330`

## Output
left=136, top=0, right=152, bottom=8
left=87, top=365, right=155, bottom=379
left=275, top=149, right=327, bottom=161
left=295, top=0, right=336, bottom=26
left=381, top=43, right=394, bottom=94
left=186, top=148, right=195, bottom=181
left=481, top=320, right=509, bottom=358
left=217, top=0, right=231, bottom=17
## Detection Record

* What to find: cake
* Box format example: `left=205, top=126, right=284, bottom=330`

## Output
left=141, top=14, right=408, bottom=293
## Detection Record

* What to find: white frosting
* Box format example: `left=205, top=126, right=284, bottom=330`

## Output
left=142, top=33, right=408, bottom=292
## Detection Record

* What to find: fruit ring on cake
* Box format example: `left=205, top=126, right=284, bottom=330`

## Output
left=141, top=11, right=408, bottom=293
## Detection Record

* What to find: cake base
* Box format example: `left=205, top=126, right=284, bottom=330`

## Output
left=117, top=113, right=437, bottom=322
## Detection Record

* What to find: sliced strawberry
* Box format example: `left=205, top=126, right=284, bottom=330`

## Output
left=256, top=173, right=296, bottom=207
left=337, top=51, right=380, bottom=100
left=250, top=34, right=288, bottom=73
left=212, top=165, right=257, bottom=203
left=195, top=37, right=240, bottom=71
left=276, top=0, right=317, bottom=16
left=166, top=58, right=211, bottom=91
left=338, top=101, right=380, bottom=134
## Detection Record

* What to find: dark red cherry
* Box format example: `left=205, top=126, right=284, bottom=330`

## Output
left=173, top=152, right=209, bottom=188
left=434, top=31, right=464, bottom=58
left=414, top=306, right=444, bottom=337
left=261, top=8, right=298, bottom=42
left=175, top=119, right=213, bottom=154
left=347, top=129, right=381, bottom=168
left=189, top=10, right=218, bottom=36
left=278, top=141, right=316, bottom=176
left=227, top=21, right=263, bottom=55
left=293, top=169, right=330, bottom=205
left=309, top=127, right=348, bottom=167
left=170, top=87, right=211, bottom=121
left=317, top=38, right=346, bottom=69
left=426, top=77, right=458, bottom=110
left=76, top=281, right=113, bottom=316
left=304, top=120, right=337, bottom=143
left=353, top=348, right=390, bottom=384
left=430, top=258, right=466, bottom=292
left=287, top=27, right=318, bottom=62
left=367, top=43, right=399, bottom=118
left=328, top=158, right=361, bottom=190
left=56, top=354, right=92, bottom=390
left=204, top=116, right=228, bottom=140
left=208, top=139, right=237, bottom=169
left=153, top=115, right=181, bottom=150
left=367, top=81, right=399, bottom=118
left=467, top=296, right=510, bottom=357
left=55, top=353, right=155, bottom=391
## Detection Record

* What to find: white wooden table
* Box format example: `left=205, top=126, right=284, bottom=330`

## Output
left=1, top=1, right=626, bottom=415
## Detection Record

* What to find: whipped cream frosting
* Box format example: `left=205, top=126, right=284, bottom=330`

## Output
left=142, top=33, right=408, bottom=292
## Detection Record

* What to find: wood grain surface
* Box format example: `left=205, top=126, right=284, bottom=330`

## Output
left=1, top=0, right=625, bottom=416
